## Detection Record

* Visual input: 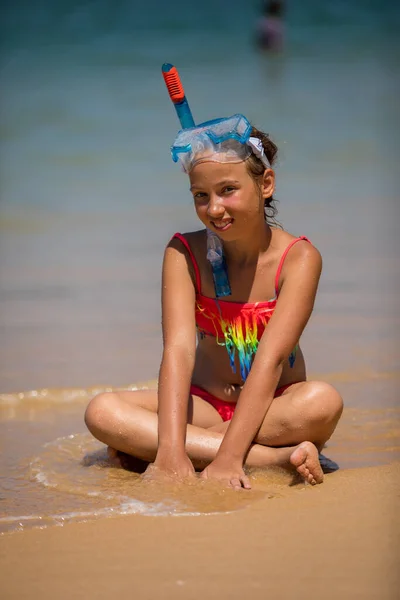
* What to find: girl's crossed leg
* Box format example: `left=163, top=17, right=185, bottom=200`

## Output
left=84, top=381, right=343, bottom=485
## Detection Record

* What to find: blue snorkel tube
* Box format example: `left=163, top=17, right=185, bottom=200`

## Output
left=161, top=63, right=195, bottom=129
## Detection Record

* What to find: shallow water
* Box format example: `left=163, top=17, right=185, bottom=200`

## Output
left=1, top=370, right=398, bottom=534
left=1, top=1, right=399, bottom=532
left=0, top=383, right=286, bottom=533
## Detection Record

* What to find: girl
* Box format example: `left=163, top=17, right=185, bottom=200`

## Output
left=85, top=114, right=343, bottom=489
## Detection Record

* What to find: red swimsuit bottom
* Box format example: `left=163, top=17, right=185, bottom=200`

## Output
left=190, top=382, right=302, bottom=422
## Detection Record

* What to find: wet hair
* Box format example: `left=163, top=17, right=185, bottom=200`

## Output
left=246, top=125, right=280, bottom=227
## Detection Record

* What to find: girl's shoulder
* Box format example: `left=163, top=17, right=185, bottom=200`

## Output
left=167, top=230, right=208, bottom=285
left=271, top=228, right=322, bottom=270
left=272, top=228, right=319, bottom=253
left=168, top=229, right=206, bottom=255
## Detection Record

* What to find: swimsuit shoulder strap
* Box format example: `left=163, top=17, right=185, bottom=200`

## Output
left=171, top=233, right=202, bottom=293
left=274, top=236, right=311, bottom=296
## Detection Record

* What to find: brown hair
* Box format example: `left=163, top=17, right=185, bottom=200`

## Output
left=246, top=126, right=280, bottom=227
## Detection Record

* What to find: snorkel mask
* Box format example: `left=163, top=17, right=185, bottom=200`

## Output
left=162, top=63, right=270, bottom=173
left=171, top=114, right=270, bottom=173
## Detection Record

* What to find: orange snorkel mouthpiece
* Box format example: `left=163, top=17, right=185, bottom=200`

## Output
left=162, top=63, right=195, bottom=129
left=162, top=64, right=185, bottom=104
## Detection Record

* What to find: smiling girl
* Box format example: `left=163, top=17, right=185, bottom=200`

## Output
left=85, top=114, right=343, bottom=489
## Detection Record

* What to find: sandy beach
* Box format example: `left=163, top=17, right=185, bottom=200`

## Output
left=1, top=462, right=399, bottom=600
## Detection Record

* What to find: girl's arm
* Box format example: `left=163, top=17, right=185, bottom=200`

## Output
left=203, top=241, right=322, bottom=484
left=152, top=238, right=197, bottom=474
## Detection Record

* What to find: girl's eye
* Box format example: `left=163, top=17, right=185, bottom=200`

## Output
left=223, top=186, right=236, bottom=194
left=194, top=192, right=207, bottom=199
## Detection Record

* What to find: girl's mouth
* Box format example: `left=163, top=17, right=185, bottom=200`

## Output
left=211, top=219, right=233, bottom=232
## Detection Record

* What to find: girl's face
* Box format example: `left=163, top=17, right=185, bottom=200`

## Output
left=189, top=159, right=274, bottom=238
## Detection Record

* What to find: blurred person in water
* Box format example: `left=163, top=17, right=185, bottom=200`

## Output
left=85, top=110, right=343, bottom=490
left=256, top=0, right=285, bottom=51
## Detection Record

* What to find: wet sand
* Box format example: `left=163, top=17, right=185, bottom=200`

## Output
left=1, top=462, right=399, bottom=600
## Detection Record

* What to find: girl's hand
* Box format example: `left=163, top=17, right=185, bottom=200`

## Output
left=143, top=450, right=195, bottom=481
left=200, top=457, right=251, bottom=490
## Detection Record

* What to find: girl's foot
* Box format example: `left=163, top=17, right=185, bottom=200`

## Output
left=289, top=442, right=324, bottom=485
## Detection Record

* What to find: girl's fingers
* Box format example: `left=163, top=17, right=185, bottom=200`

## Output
left=230, top=475, right=252, bottom=490
left=230, top=477, right=242, bottom=490
left=241, top=475, right=252, bottom=490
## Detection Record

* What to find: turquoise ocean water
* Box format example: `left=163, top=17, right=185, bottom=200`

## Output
left=0, top=0, right=399, bottom=532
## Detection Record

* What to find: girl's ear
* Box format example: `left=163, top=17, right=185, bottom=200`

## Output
left=261, top=169, right=275, bottom=200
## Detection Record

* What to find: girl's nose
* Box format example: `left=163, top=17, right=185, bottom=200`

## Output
left=207, top=194, right=225, bottom=218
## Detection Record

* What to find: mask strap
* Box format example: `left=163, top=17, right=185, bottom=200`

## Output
left=247, top=137, right=271, bottom=169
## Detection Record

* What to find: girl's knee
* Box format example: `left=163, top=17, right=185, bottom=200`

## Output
left=84, top=392, right=119, bottom=436
left=298, top=381, right=343, bottom=425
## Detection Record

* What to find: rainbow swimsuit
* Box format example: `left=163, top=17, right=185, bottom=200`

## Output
left=173, top=233, right=310, bottom=381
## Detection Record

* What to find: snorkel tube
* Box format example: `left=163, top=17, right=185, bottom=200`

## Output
left=162, top=63, right=195, bottom=129
left=162, top=63, right=231, bottom=298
